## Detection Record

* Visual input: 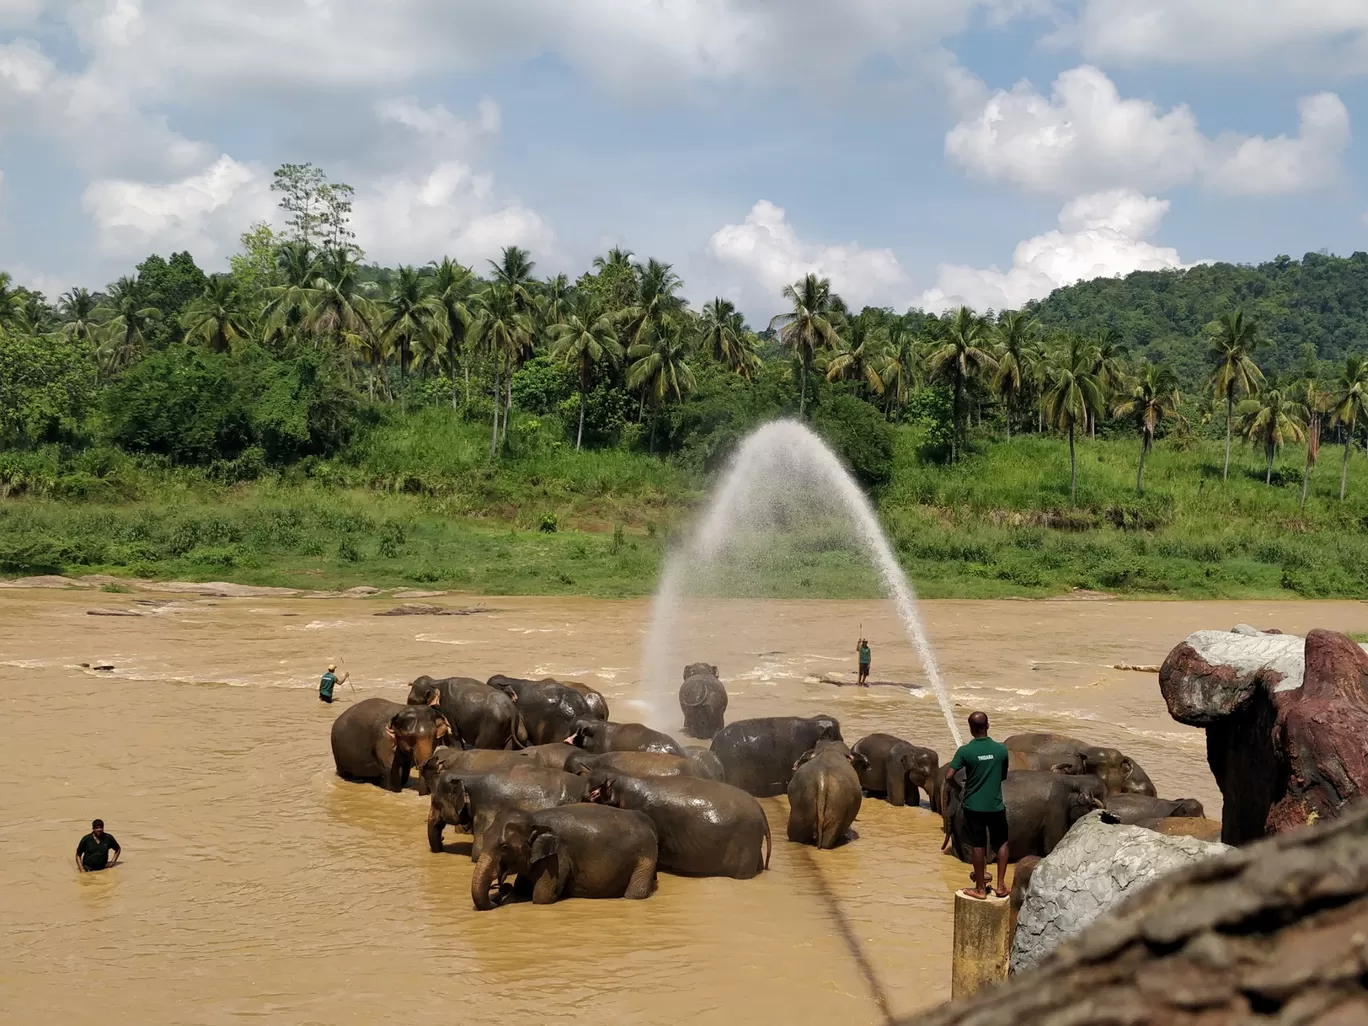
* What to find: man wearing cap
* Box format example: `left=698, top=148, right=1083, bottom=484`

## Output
left=319, top=663, right=348, bottom=704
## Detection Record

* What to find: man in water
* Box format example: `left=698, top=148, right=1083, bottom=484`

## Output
left=319, top=663, right=348, bottom=704
left=856, top=637, right=871, bottom=686
left=75, top=819, right=121, bottom=873
left=945, top=711, right=1010, bottom=899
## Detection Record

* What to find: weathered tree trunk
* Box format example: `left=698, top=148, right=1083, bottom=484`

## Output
left=1266, top=446, right=1273, bottom=485
left=489, top=354, right=500, bottom=459
left=577, top=392, right=586, bottom=451
left=1068, top=422, right=1077, bottom=504
left=1223, top=392, right=1234, bottom=482
left=1342, top=437, right=1352, bottom=500
left=1135, top=438, right=1147, bottom=496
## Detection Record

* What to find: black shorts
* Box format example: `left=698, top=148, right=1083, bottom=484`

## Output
left=964, top=808, right=1008, bottom=849
left=859, top=663, right=870, bottom=675
left=319, top=694, right=333, bottom=704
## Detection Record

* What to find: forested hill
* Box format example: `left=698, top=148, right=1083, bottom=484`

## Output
left=1026, top=251, right=1368, bottom=387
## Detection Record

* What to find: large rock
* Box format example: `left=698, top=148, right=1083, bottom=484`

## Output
left=897, top=802, right=1368, bottom=1026
left=1010, top=811, right=1229, bottom=974
left=1160, top=627, right=1368, bottom=845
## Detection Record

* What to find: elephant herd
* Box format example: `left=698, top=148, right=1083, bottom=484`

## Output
left=329, top=665, right=1207, bottom=911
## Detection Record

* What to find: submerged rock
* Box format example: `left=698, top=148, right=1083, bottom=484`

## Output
left=898, top=803, right=1368, bottom=1026
left=86, top=608, right=142, bottom=617
left=1010, top=811, right=1229, bottom=974
left=374, top=603, right=492, bottom=617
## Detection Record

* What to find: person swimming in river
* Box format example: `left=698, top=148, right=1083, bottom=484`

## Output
left=856, top=637, right=871, bottom=686
left=319, top=664, right=349, bottom=704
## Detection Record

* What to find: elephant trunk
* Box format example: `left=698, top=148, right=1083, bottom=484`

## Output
left=471, top=851, right=501, bottom=911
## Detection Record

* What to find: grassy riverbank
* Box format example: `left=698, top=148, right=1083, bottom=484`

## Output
left=3, top=411, right=1367, bottom=599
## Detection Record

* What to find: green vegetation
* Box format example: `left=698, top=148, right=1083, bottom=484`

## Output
left=3, top=162, right=1368, bottom=599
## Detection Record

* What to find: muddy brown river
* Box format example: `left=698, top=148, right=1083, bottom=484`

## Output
left=2, top=590, right=1364, bottom=1025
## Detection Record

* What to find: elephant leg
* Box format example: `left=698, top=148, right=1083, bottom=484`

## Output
left=531, top=857, right=568, bottom=904
left=887, top=764, right=907, bottom=807
left=385, top=753, right=407, bottom=792
left=625, top=855, right=656, bottom=899
left=427, top=806, right=446, bottom=853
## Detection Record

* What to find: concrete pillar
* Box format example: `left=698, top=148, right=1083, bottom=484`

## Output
left=950, top=891, right=1013, bottom=999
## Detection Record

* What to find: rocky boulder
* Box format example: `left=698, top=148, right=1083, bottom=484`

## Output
left=1010, top=811, right=1229, bottom=974
left=1159, top=627, right=1368, bottom=845
left=898, top=802, right=1368, bottom=1026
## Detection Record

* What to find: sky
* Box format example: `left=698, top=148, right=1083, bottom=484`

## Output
left=1, top=1, right=1366, bottom=324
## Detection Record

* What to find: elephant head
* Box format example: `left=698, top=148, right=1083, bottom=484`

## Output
left=386, top=705, right=453, bottom=769
left=563, top=751, right=600, bottom=776
left=471, top=811, right=556, bottom=911
left=406, top=676, right=442, bottom=707
left=1065, top=776, right=1109, bottom=824
left=898, top=745, right=942, bottom=812
left=431, top=770, right=476, bottom=833
left=1079, top=746, right=1157, bottom=797
left=683, top=662, right=719, bottom=680
left=810, top=715, right=842, bottom=744
left=793, top=739, right=869, bottom=773
left=564, top=719, right=608, bottom=752
left=1170, top=797, right=1205, bottom=818
left=583, top=769, right=623, bottom=807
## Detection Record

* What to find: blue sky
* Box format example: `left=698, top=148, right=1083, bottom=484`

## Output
left=1, top=1, right=1366, bottom=323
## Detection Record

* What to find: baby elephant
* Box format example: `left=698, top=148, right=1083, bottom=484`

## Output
left=426, top=765, right=587, bottom=859
left=471, top=805, right=658, bottom=910
left=786, top=740, right=868, bottom=849
left=565, top=719, right=687, bottom=757
left=851, top=733, right=942, bottom=810
left=679, top=664, right=728, bottom=740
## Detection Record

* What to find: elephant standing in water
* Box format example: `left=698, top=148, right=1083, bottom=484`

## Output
left=683, top=746, right=726, bottom=781
left=852, top=733, right=942, bottom=810
left=487, top=675, right=592, bottom=746
left=407, top=675, right=527, bottom=750
left=418, top=747, right=532, bottom=796
left=586, top=770, right=771, bottom=879
left=426, top=765, right=587, bottom=859
left=564, top=751, right=703, bottom=779
left=565, top=719, right=686, bottom=757
left=711, top=715, right=843, bottom=797
left=679, top=664, right=728, bottom=740
left=787, top=740, right=867, bottom=849
left=943, top=770, right=1106, bottom=863
left=559, top=681, right=610, bottom=721
left=331, top=698, right=452, bottom=792
left=1005, top=733, right=1157, bottom=797
left=471, top=805, right=658, bottom=910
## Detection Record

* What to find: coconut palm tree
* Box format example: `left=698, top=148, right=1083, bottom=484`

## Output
left=698, top=297, right=755, bottom=377
left=873, top=319, right=923, bottom=420
left=550, top=295, right=623, bottom=450
left=260, top=241, right=322, bottom=348
left=926, top=306, right=997, bottom=461
left=0, top=272, right=27, bottom=328
left=310, top=247, right=379, bottom=358
left=627, top=317, right=696, bottom=452
left=1112, top=361, right=1182, bottom=496
left=539, top=273, right=572, bottom=331
left=379, top=266, right=443, bottom=410
left=1239, top=388, right=1306, bottom=485
left=473, top=284, right=531, bottom=458
left=992, top=311, right=1038, bottom=441
left=58, top=288, right=101, bottom=344
left=620, top=258, right=685, bottom=350
left=1208, top=310, right=1265, bottom=483
left=180, top=275, right=253, bottom=354
left=1291, top=372, right=1331, bottom=509
left=824, top=309, right=886, bottom=397
left=1041, top=334, right=1104, bottom=503
left=95, top=277, right=161, bottom=375
left=768, top=274, right=841, bottom=417
left=430, top=257, right=475, bottom=409
left=488, top=246, right=538, bottom=442
left=1330, top=354, right=1368, bottom=500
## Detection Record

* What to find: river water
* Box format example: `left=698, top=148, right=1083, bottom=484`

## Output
left=2, top=590, right=1363, bottom=1025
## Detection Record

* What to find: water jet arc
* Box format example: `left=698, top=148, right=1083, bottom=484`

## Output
left=643, top=419, right=962, bottom=749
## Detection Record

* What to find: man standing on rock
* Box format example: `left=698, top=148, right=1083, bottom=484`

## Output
left=946, top=710, right=1010, bottom=899
left=319, top=663, right=348, bottom=704
left=856, top=637, right=871, bottom=686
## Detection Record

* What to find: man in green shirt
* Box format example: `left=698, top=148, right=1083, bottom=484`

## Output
left=319, top=663, right=348, bottom=704
left=945, top=711, right=1010, bottom=899
left=856, top=638, right=871, bottom=686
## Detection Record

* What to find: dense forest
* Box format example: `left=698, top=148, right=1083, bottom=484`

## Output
left=3, top=162, right=1368, bottom=598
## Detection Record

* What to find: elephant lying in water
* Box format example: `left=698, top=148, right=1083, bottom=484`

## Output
left=471, top=805, right=657, bottom=910
left=679, top=664, right=727, bottom=740
left=587, top=770, right=771, bottom=879
left=426, top=765, right=587, bottom=860
left=1102, top=793, right=1205, bottom=824
left=565, top=719, right=686, bottom=757
left=711, top=715, right=843, bottom=797
left=943, top=770, right=1106, bottom=863
left=787, top=741, right=867, bottom=849
left=488, top=675, right=592, bottom=746
left=331, top=698, right=452, bottom=792
left=1005, top=733, right=1156, bottom=797
left=851, top=733, right=942, bottom=810
left=407, top=675, right=527, bottom=750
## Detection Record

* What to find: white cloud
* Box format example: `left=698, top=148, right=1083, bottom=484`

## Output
left=919, top=188, right=1191, bottom=313
left=707, top=200, right=909, bottom=310
left=946, top=65, right=1350, bottom=197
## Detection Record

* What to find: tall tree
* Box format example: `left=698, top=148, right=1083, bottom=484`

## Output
left=1112, top=361, right=1182, bottom=496
left=1041, top=334, right=1104, bottom=503
left=180, top=276, right=254, bottom=354
left=1240, top=388, right=1306, bottom=486
left=310, top=247, right=378, bottom=358
left=473, top=284, right=530, bottom=458
left=271, top=163, right=329, bottom=248
left=379, top=266, right=442, bottom=410
left=489, top=246, right=538, bottom=443
left=58, top=288, right=101, bottom=344
left=96, top=277, right=161, bottom=376
left=430, top=257, right=475, bottom=409
left=926, top=307, right=997, bottom=461
left=824, top=309, right=886, bottom=397
left=698, top=297, right=755, bottom=377
left=769, top=273, right=841, bottom=416
left=260, top=241, right=322, bottom=348
left=1292, top=371, right=1330, bottom=509
left=1330, top=353, right=1368, bottom=500
left=0, top=271, right=27, bottom=328
left=1207, top=310, right=1264, bottom=483
left=1089, top=327, right=1127, bottom=438
left=550, top=295, right=623, bottom=450
left=992, top=310, right=1038, bottom=441
left=627, top=318, right=696, bottom=452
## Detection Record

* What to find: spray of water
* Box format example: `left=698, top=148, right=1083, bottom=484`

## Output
left=642, top=419, right=963, bottom=749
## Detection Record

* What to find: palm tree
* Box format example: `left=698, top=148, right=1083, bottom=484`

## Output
left=58, top=288, right=101, bottom=344
left=0, top=272, right=27, bottom=328
left=824, top=309, right=886, bottom=396
left=1089, top=328, right=1127, bottom=438
left=180, top=275, right=253, bottom=353
left=768, top=274, right=841, bottom=416
left=592, top=247, right=634, bottom=271
left=1112, top=361, right=1182, bottom=496
left=261, top=241, right=322, bottom=348
left=96, top=276, right=161, bottom=375
left=873, top=316, right=924, bottom=420
left=1041, top=334, right=1105, bottom=503
left=430, top=257, right=475, bottom=409
left=926, top=306, right=997, bottom=461
left=699, top=297, right=757, bottom=377
left=992, top=311, right=1038, bottom=441
left=310, top=247, right=379, bottom=358
left=1330, top=354, right=1368, bottom=500
left=539, top=273, right=572, bottom=331
left=1292, top=372, right=1331, bottom=509
left=1240, top=388, right=1306, bottom=485
left=620, top=258, right=685, bottom=349
left=550, top=295, right=623, bottom=450
left=473, top=284, right=531, bottom=458
left=379, top=266, right=443, bottom=409
left=1208, top=310, right=1265, bottom=483
left=627, top=317, right=696, bottom=452
left=489, top=247, right=537, bottom=443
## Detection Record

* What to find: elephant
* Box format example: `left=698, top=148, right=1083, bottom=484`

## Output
left=679, top=668, right=728, bottom=740
left=331, top=698, right=452, bottom=792
left=786, top=740, right=867, bottom=849
left=471, top=805, right=658, bottom=910
left=418, top=747, right=532, bottom=796
left=407, top=675, right=527, bottom=750
left=943, top=770, right=1106, bottom=863
left=1004, top=733, right=1157, bottom=797
left=564, top=750, right=703, bottom=779
left=710, top=715, right=843, bottom=797
left=426, top=765, right=587, bottom=859
left=851, top=733, right=942, bottom=811
left=565, top=719, right=687, bottom=758
left=516, top=743, right=582, bottom=772
left=487, top=675, right=591, bottom=746
left=1009, top=855, right=1041, bottom=911
left=559, top=681, right=610, bottom=721
left=586, top=770, right=772, bottom=879
left=683, top=746, right=726, bottom=781
left=1102, top=793, right=1205, bottom=824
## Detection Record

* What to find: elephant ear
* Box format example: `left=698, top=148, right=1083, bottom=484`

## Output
left=1120, top=757, right=1134, bottom=775
left=529, top=830, right=558, bottom=863
left=435, top=714, right=453, bottom=739
left=850, top=751, right=871, bottom=772
left=1049, top=761, right=1078, bottom=775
